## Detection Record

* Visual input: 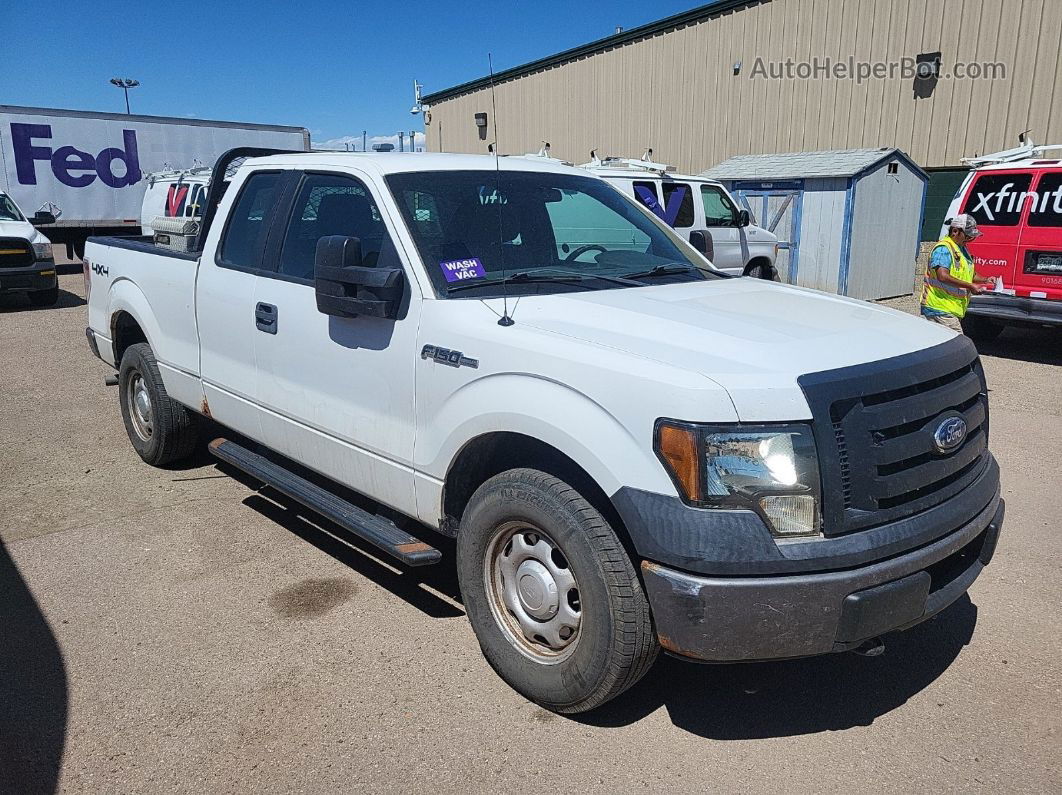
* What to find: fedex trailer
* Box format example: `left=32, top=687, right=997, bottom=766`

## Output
left=0, top=105, right=309, bottom=258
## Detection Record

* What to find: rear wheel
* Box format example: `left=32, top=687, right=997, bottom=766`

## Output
left=118, top=342, right=199, bottom=466
left=28, top=287, right=59, bottom=307
left=960, top=314, right=1004, bottom=343
left=457, top=468, right=658, bottom=713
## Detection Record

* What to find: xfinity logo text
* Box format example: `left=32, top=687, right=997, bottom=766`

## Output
left=11, top=123, right=142, bottom=189
left=970, top=181, right=1062, bottom=221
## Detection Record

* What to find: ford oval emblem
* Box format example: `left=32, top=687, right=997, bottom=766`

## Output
left=933, top=416, right=968, bottom=453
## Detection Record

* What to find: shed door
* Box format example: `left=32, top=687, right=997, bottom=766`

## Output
left=733, top=180, right=803, bottom=283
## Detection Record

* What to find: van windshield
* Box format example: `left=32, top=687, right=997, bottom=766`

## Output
left=0, top=195, right=25, bottom=222
left=386, top=170, right=720, bottom=297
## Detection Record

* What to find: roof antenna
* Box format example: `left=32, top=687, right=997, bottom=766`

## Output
left=487, top=52, right=515, bottom=327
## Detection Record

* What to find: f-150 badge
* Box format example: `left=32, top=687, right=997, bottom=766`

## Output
left=421, top=345, right=478, bottom=369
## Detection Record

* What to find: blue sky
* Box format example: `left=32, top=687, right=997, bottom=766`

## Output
left=5, top=0, right=698, bottom=148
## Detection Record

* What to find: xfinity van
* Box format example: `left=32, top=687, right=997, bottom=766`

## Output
left=943, top=141, right=1062, bottom=339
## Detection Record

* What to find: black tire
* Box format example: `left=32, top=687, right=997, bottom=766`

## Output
left=28, top=287, right=59, bottom=307
left=744, top=260, right=779, bottom=281
left=457, top=468, right=658, bottom=713
left=118, top=342, right=199, bottom=466
left=960, top=314, right=1004, bottom=343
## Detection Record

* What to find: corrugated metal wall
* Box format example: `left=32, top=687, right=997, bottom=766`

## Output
left=425, top=0, right=1062, bottom=172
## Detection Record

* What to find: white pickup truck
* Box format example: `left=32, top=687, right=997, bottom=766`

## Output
left=85, top=148, right=1004, bottom=713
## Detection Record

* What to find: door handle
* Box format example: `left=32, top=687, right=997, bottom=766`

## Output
left=255, top=302, right=277, bottom=334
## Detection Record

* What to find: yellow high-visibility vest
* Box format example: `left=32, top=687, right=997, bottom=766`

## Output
left=922, top=235, right=974, bottom=318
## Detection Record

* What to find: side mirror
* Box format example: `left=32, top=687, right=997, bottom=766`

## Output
left=31, top=211, right=56, bottom=226
left=314, top=235, right=404, bottom=319
left=736, top=209, right=751, bottom=227
left=689, top=230, right=714, bottom=261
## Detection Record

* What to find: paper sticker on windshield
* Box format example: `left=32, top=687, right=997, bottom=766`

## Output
left=440, top=257, right=486, bottom=283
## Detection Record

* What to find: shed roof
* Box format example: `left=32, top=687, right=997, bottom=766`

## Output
left=700, top=148, right=922, bottom=180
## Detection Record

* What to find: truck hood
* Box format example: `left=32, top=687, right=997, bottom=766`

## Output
left=495, top=278, right=953, bottom=421
left=0, top=219, right=38, bottom=241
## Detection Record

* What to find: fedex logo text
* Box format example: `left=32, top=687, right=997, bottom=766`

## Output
left=11, top=123, right=142, bottom=189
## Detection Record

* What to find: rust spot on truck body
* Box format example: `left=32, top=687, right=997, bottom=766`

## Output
left=396, top=541, right=433, bottom=555
left=200, top=396, right=212, bottom=417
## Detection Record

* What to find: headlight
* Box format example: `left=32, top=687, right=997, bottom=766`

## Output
left=654, top=421, right=821, bottom=538
left=32, top=241, right=52, bottom=260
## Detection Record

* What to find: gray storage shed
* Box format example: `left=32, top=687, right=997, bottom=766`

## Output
left=701, top=148, right=928, bottom=300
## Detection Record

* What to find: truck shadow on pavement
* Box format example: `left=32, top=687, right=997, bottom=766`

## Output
left=973, top=326, right=1061, bottom=365
left=0, top=539, right=68, bottom=794
left=236, top=486, right=464, bottom=620
left=578, top=595, right=978, bottom=738
left=0, top=289, right=86, bottom=312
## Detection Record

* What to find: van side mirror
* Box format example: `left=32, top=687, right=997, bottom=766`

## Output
left=31, top=211, right=56, bottom=226
left=736, top=209, right=751, bottom=227
left=314, top=235, right=404, bottom=320
left=689, top=230, right=714, bottom=261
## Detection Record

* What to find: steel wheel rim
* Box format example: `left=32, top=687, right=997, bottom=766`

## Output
left=127, top=372, right=153, bottom=441
left=483, top=520, right=582, bottom=664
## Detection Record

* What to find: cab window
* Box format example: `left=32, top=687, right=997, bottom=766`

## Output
left=218, top=172, right=281, bottom=270
left=277, top=173, right=390, bottom=281
left=700, top=185, right=738, bottom=227
left=1028, top=172, right=1062, bottom=227
left=961, top=172, right=1033, bottom=226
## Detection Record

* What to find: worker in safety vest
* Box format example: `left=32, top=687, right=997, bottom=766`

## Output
left=921, top=214, right=996, bottom=332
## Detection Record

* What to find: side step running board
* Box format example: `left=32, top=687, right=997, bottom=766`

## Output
left=208, top=438, right=442, bottom=567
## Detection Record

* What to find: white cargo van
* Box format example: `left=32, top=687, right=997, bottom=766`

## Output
left=584, top=153, right=780, bottom=279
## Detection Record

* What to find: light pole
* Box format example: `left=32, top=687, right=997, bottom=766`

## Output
left=109, top=78, right=139, bottom=114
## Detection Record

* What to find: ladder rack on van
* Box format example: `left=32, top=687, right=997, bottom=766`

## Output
left=961, top=143, right=1062, bottom=167
left=580, top=148, right=675, bottom=174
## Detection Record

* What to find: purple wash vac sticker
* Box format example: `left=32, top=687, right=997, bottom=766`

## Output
left=440, top=257, right=486, bottom=283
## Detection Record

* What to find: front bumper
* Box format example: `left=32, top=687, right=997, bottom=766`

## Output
left=966, top=293, right=1062, bottom=326
left=0, top=260, right=57, bottom=293
left=641, top=497, right=1003, bottom=662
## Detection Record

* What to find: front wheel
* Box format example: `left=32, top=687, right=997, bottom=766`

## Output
left=457, top=468, right=658, bottom=713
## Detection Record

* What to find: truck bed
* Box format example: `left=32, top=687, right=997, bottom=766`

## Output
left=85, top=236, right=201, bottom=389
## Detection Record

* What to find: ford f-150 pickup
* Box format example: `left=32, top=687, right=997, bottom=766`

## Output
left=84, top=147, right=1004, bottom=713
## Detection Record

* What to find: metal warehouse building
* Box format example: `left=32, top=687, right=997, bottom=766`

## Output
left=421, top=0, right=1062, bottom=240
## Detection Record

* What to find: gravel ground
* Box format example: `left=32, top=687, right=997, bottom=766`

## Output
left=1, top=275, right=1059, bottom=793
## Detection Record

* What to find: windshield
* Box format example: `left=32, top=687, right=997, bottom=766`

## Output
left=386, top=170, right=721, bottom=297
left=0, top=195, right=25, bottom=222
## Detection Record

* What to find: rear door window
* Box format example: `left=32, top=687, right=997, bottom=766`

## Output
left=218, top=172, right=282, bottom=270
left=632, top=181, right=661, bottom=215
left=700, top=185, right=738, bottom=227
left=961, top=172, right=1033, bottom=226
left=1027, top=172, right=1062, bottom=227
left=660, top=183, right=695, bottom=228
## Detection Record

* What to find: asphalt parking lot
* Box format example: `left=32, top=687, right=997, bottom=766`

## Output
left=2, top=274, right=1060, bottom=793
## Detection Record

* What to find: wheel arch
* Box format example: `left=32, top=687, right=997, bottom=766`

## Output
left=440, top=431, right=639, bottom=558
left=107, top=280, right=164, bottom=365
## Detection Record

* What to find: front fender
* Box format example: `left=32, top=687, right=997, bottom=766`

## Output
left=414, top=372, right=680, bottom=523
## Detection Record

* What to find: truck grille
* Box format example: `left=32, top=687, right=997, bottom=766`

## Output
left=799, top=337, right=989, bottom=536
left=0, top=237, right=34, bottom=268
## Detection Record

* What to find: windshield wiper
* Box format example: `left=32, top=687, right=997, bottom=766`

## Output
left=446, top=268, right=640, bottom=294
left=620, top=263, right=700, bottom=280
